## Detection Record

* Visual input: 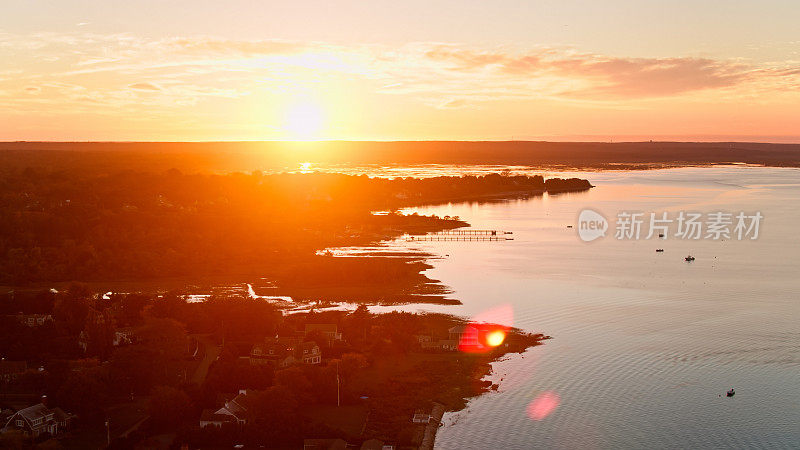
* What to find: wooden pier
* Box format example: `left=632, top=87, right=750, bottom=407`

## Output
left=433, top=229, right=512, bottom=236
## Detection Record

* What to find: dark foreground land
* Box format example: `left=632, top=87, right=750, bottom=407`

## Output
left=1, top=288, right=546, bottom=449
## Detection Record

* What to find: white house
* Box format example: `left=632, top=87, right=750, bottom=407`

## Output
left=2, top=402, right=73, bottom=437
left=201, top=389, right=258, bottom=428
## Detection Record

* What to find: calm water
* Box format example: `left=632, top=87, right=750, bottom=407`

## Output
left=390, top=166, right=800, bottom=449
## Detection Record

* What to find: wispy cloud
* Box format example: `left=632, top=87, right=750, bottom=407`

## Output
left=128, top=82, right=161, bottom=91
left=423, top=46, right=760, bottom=98
left=0, top=31, right=798, bottom=118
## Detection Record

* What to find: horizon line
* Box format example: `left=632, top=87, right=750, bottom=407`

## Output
left=3, top=138, right=800, bottom=145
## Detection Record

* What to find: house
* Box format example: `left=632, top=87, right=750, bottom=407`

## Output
left=304, top=324, right=342, bottom=343
left=300, top=341, right=322, bottom=365
left=249, top=337, right=320, bottom=367
left=113, top=327, right=137, bottom=346
left=2, top=402, right=73, bottom=437
left=249, top=337, right=299, bottom=368
left=15, top=314, right=54, bottom=327
left=414, top=334, right=432, bottom=344
left=412, top=409, right=431, bottom=423
left=438, top=339, right=459, bottom=351
left=448, top=325, right=479, bottom=347
left=201, top=389, right=258, bottom=428
left=420, top=339, right=458, bottom=352
left=199, top=409, right=236, bottom=428
left=303, top=438, right=348, bottom=450
left=0, top=360, right=28, bottom=383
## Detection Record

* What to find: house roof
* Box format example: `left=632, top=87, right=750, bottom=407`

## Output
left=52, top=408, right=72, bottom=422
left=11, top=403, right=57, bottom=425
left=448, top=325, right=476, bottom=334
left=252, top=337, right=298, bottom=358
left=221, top=390, right=262, bottom=419
left=252, top=342, right=291, bottom=356
left=200, top=409, right=235, bottom=423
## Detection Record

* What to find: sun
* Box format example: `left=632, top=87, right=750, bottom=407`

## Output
left=283, top=101, right=324, bottom=140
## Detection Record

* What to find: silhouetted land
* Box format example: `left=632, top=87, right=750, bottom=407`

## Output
left=0, top=288, right=546, bottom=448
left=2, top=141, right=799, bottom=173
left=0, top=148, right=579, bottom=448
left=0, top=161, right=590, bottom=289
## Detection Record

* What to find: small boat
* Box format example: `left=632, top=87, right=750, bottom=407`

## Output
left=727, top=388, right=735, bottom=397
left=656, top=249, right=664, bottom=252
left=685, top=255, right=695, bottom=261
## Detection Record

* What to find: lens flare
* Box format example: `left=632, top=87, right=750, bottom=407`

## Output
left=486, top=329, right=506, bottom=347
left=456, top=304, right=514, bottom=353
left=527, top=391, right=560, bottom=421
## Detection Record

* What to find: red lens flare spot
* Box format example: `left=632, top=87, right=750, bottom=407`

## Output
left=455, top=304, right=514, bottom=353
left=527, top=391, right=560, bottom=421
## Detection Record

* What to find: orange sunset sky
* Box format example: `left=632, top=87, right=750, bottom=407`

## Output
left=2, top=0, right=800, bottom=142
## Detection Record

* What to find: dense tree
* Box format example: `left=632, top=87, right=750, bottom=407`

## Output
left=108, top=346, right=163, bottom=395
left=274, top=366, right=313, bottom=404
left=56, top=369, right=111, bottom=421
left=53, top=286, right=91, bottom=337
left=245, top=386, right=300, bottom=446
left=136, top=318, right=187, bottom=359
left=147, top=386, right=193, bottom=431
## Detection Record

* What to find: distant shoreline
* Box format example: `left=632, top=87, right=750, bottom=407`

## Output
left=1, top=141, right=799, bottom=173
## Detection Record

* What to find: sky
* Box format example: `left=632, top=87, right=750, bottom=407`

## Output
left=1, top=0, right=799, bottom=141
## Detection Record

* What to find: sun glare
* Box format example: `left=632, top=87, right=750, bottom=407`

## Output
left=486, top=330, right=506, bottom=347
left=284, top=102, right=324, bottom=140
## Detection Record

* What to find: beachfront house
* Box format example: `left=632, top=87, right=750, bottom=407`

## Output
left=412, top=409, right=432, bottom=423
left=448, top=325, right=479, bottom=347
left=1, top=402, right=73, bottom=437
